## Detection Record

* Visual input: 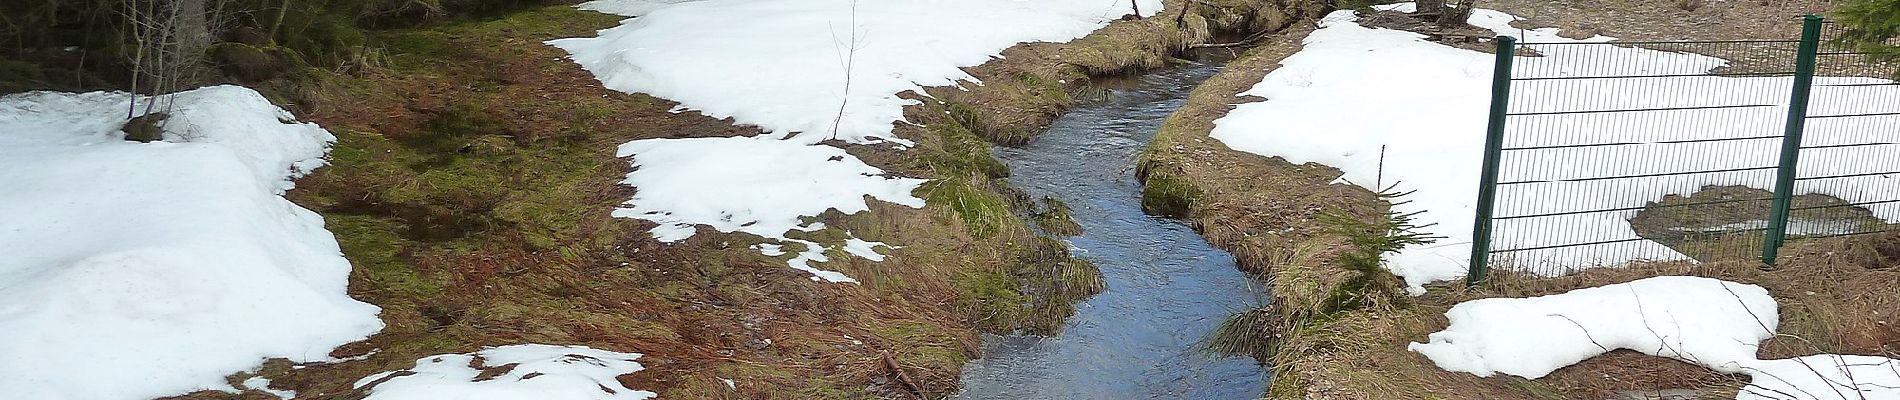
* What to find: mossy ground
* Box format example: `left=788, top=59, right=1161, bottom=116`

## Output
left=144, top=4, right=1137, bottom=398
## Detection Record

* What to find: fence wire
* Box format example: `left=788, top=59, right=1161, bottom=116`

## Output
left=1471, top=17, right=1900, bottom=281
left=1790, top=22, right=1900, bottom=242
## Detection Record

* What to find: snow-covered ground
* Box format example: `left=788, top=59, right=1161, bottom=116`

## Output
left=551, top=0, right=1159, bottom=145
left=553, top=0, right=1160, bottom=282
left=614, top=137, right=922, bottom=282
left=354, top=344, right=656, bottom=400
left=1209, top=6, right=1900, bottom=293
left=0, top=86, right=383, bottom=400
left=1411, top=276, right=1900, bottom=400
left=1742, top=355, right=1900, bottom=400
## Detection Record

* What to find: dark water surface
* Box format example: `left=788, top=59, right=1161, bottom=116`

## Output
left=953, top=60, right=1269, bottom=399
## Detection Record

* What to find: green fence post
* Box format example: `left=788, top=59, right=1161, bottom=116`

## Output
left=1468, top=36, right=1516, bottom=286
left=1764, top=15, right=1825, bottom=266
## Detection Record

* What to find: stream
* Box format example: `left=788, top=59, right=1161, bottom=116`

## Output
left=953, top=59, right=1270, bottom=399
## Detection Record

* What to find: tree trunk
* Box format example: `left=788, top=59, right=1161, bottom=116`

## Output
left=171, top=0, right=212, bottom=61
left=1437, top=0, right=1476, bottom=28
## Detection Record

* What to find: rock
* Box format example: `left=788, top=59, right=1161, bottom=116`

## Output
left=122, top=112, right=168, bottom=143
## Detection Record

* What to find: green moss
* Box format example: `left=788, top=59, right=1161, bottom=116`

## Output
left=377, top=30, right=456, bottom=68
left=327, top=215, right=443, bottom=298
left=380, top=332, right=467, bottom=358
left=1140, top=175, right=1203, bottom=218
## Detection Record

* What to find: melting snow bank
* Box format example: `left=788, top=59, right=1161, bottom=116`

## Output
left=1408, top=276, right=1778, bottom=378
left=1410, top=276, right=1900, bottom=399
left=615, top=137, right=922, bottom=282
left=1209, top=6, right=1900, bottom=294
left=0, top=86, right=383, bottom=399
left=1742, top=355, right=1900, bottom=400
left=354, top=344, right=656, bottom=400
left=550, top=0, right=1159, bottom=145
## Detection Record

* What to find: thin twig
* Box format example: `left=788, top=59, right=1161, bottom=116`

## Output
left=1548, top=313, right=1609, bottom=352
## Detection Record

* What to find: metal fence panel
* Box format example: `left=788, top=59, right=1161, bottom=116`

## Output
left=1469, top=16, right=1900, bottom=283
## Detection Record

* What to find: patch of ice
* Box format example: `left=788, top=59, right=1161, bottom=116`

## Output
left=1408, top=276, right=1778, bottom=379
left=613, top=136, right=922, bottom=281
left=552, top=0, right=1160, bottom=145
left=0, top=86, right=383, bottom=400
left=355, top=344, right=655, bottom=400
left=1209, top=7, right=1900, bottom=294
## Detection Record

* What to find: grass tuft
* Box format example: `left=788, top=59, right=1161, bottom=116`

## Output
left=1140, top=175, right=1203, bottom=218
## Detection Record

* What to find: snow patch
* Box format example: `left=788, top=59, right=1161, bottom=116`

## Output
left=0, top=85, right=383, bottom=400
left=1414, top=276, right=1900, bottom=399
left=355, top=344, right=656, bottom=400
left=1741, top=355, right=1900, bottom=400
left=1408, top=276, right=1778, bottom=378
left=241, top=376, right=296, bottom=399
left=613, top=136, right=923, bottom=282
left=843, top=236, right=893, bottom=262
left=552, top=0, right=1160, bottom=145
left=1209, top=7, right=1900, bottom=293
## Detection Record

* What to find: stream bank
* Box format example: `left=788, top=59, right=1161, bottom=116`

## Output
left=954, top=57, right=1268, bottom=399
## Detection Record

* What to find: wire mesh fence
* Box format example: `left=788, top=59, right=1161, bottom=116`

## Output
left=1788, top=21, right=1900, bottom=243
left=1468, top=17, right=1900, bottom=282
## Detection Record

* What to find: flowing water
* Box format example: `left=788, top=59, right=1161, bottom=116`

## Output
left=954, top=60, right=1270, bottom=399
